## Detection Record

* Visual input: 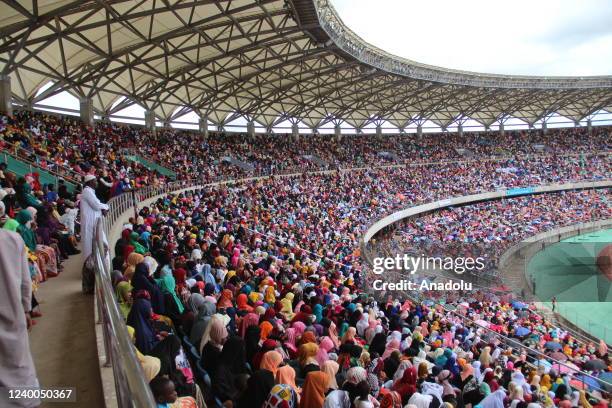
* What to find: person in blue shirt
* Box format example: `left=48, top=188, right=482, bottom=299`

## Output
left=150, top=376, right=178, bottom=408
left=45, top=184, right=58, bottom=202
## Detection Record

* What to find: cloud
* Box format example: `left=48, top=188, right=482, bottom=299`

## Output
left=330, top=0, right=612, bottom=76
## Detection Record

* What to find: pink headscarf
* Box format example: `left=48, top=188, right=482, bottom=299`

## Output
left=382, top=339, right=400, bottom=360
left=285, top=327, right=298, bottom=354
left=316, top=336, right=334, bottom=366
left=239, top=312, right=260, bottom=338
left=292, top=321, right=306, bottom=337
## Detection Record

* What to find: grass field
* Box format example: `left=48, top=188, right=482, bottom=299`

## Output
left=528, top=229, right=612, bottom=344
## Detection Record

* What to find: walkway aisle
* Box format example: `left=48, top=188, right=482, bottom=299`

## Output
left=29, top=252, right=105, bottom=408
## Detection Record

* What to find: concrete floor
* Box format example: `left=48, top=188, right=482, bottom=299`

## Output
left=29, top=252, right=105, bottom=408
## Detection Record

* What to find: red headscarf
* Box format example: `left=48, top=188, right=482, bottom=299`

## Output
left=236, top=293, right=253, bottom=312
left=392, top=366, right=417, bottom=400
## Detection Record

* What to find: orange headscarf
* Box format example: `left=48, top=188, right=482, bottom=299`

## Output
left=217, top=289, right=233, bottom=309
left=260, top=321, right=274, bottom=341
left=260, top=350, right=283, bottom=377
left=298, top=331, right=317, bottom=346
left=300, top=371, right=330, bottom=408
left=276, top=364, right=300, bottom=395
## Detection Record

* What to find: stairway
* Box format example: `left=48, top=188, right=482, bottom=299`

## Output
left=302, top=154, right=328, bottom=167
left=123, top=153, right=177, bottom=178
left=1, top=149, right=79, bottom=192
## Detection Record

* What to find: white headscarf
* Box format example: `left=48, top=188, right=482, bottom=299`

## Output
left=479, top=390, right=507, bottom=408
left=323, top=390, right=351, bottom=408
left=472, top=361, right=483, bottom=383
left=407, top=392, right=433, bottom=408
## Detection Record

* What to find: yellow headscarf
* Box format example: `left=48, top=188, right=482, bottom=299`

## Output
left=141, top=356, right=161, bottom=382
left=280, top=293, right=295, bottom=319
left=540, top=374, right=552, bottom=390
left=264, top=286, right=276, bottom=304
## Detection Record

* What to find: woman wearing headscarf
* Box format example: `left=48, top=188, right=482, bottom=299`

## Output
left=129, top=231, right=147, bottom=255
left=479, top=346, right=492, bottom=368
left=182, top=293, right=205, bottom=335
left=217, top=289, right=233, bottom=310
left=316, top=336, right=334, bottom=367
left=15, top=179, right=42, bottom=210
left=280, top=292, right=295, bottom=321
left=112, top=270, right=132, bottom=319
left=148, top=334, right=195, bottom=396
left=476, top=389, right=506, bottom=408
left=482, top=370, right=499, bottom=393
left=260, top=320, right=274, bottom=341
left=236, top=293, right=254, bottom=313
left=264, top=384, right=299, bottom=408
left=212, top=336, right=247, bottom=406
left=457, top=361, right=481, bottom=408
left=407, top=392, right=434, bottom=408
left=238, top=310, right=259, bottom=337
left=276, top=364, right=301, bottom=398
left=300, top=371, right=330, bottom=408
left=284, top=327, right=299, bottom=359
left=321, top=360, right=339, bottom=390
left=155, top=274, right=184, bottom=323
left=244, top=325, right=261, bottom=364
left=239, top=369, right=276, bottom=408
left=356, top=313, right=370, bottom=338
left=132, top=262, right=166, bottom=315
left=260, top=350, right=283, bottom=378
left=298, top=343, right=320, bottom=377
left=199, top=314, right=228, bottom=373
left=124, top=252, right=144, bottom=281
left=379, top=390, right=403, bottom=408
left=392, top=366, right=417, bottom=404
left=437, top=370, right=456, bottom=400
left=126, top=298, right=158, bottom=353
left=369, top=333, right=387, bottom=357
left=341, top=326, right=357, bottom=345
left=189, top=299, right=215, bottom=346
left=264, top=286, right=276, bottom=305
left=382, top=338, right=400, bottom=360
left=312, top=304, right=323, bottom=324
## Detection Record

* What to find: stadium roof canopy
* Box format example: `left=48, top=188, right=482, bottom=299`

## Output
left=1, top=0, right=612, bottom=130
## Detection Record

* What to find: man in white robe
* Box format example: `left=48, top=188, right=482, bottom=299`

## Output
left=0, top=228, right=39, bottom=407
left=80, top=175, right=109, bottom=260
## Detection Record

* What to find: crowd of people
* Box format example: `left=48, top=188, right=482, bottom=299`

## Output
left=2, top=111, right=610, bottom=193
left=0, top=110, right=610, bottom=408
left=372, top=190, right=611, bottom=283
left=111, top=184, right=610, bottom=408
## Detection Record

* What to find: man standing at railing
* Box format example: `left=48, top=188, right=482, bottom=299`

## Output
left=80, top=175, right=109, bottom=262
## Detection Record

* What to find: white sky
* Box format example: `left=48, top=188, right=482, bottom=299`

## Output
left=331, top=0, right=612, bottom=76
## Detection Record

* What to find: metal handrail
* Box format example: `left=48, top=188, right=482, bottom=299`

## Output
left=92, top=217, right=156, bottom=407
left=0, top=145, right=82, bottom=185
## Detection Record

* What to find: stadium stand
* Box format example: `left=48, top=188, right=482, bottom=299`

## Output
left=0, top=0, right=611, bottom=407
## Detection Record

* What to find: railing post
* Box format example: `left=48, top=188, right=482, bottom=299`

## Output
left=132, top=189, right=138, bottom=221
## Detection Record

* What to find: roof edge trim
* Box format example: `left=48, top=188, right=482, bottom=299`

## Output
left=313, top=0, right=612, bottom=89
